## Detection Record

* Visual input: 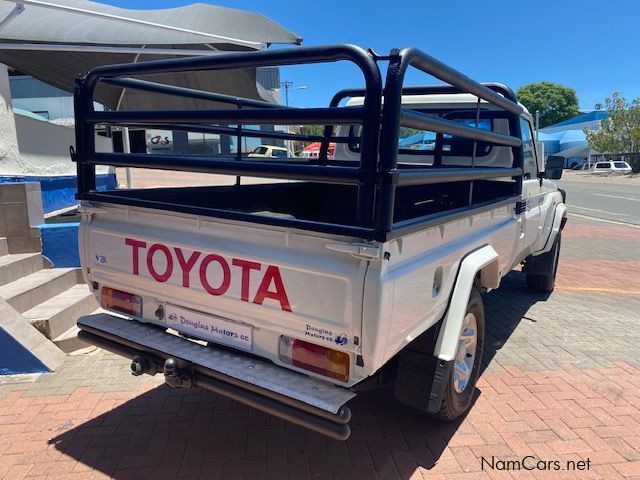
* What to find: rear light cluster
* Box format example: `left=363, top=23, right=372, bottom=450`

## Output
left=101, top=286, right=142, bottom=317
left=279, top=336, right=350, bottom=382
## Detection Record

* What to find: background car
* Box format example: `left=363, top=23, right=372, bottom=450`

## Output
left=573, top=163, right=591, bottom=170
left=591, top=161, right=633, bottom=173
left=248, top=145, right=289, bottom=158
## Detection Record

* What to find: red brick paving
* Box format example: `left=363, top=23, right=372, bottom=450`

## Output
left=1, top=187, right=638, bottom=478
left=0, top=362, right=639, bottom=479
left=561, top=223, right=640, bottom=242
left=555, top=259, right=640, bottom=294
left=549, top=219, right=640, bottom=295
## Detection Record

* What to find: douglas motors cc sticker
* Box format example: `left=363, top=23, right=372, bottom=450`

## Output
left=304, top=325, right=349, bottom=347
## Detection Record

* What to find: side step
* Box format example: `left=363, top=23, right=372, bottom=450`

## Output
left=78, top=313, right=355, bottom=440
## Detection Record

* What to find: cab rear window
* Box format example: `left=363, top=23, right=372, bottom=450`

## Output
left=349, top=112, right=494, bottom=157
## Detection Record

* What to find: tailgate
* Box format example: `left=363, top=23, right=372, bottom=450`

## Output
left=80, top=203, right=368, bottom=375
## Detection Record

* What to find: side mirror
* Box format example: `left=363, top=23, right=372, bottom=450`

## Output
left=545, top=156, right=564, bottom=180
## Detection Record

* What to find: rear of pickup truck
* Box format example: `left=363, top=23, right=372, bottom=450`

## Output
left=77, top=201, right=370, bottom=439
left=72, top=43, right=552, bottom=440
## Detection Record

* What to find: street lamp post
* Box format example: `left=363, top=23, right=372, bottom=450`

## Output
left=277, top=81, right=307, bottom=106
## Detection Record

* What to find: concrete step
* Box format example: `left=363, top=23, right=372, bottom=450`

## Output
left=23, top=284, right=98, bottom=340
left=0, top=237, right=8, bottom=256
left=0, top=252, right=45, bottom=286
left=53, top=325, right=88, bottom=353
left=0, top=268, right=81, bottom=313
left=53, top=307, right=106, bottom=353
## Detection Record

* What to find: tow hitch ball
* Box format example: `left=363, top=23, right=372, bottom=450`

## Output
left=163, top=358, right=193, bottom=389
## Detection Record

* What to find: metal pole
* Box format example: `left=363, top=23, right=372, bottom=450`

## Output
left=281, top=81, right=293, bottom=107
left=122, top=127, right=133, bottom=188
left=535, top=110, right=540, bottom=141
left=236, top=102, right=242, bottom=186
left=0, top=43, right=229, bottom=57
left=469, top=98, right=481, bottom=205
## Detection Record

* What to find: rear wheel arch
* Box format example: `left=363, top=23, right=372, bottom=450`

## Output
left=434, top=245, right=497, bottom=361
left=392, top=246, right=497, bottom=417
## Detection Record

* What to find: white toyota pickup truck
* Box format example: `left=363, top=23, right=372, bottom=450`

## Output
left=73, top=45, right=567, bottom=440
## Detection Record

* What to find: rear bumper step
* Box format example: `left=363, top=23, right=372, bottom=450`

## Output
left=77, top=313, right=354, bottom=440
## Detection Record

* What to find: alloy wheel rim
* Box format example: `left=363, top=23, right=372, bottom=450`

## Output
left=453, top=312, right=477, bottom=393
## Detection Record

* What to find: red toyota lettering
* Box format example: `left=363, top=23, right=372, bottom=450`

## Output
left=147, top=243, right=173, bottom=282
left=253, top=265, right=292, bottom=312
left=123, top=238, right=292, bottom=312
left=199, top=254, right=230, bottom=296
left=232, top=258, right=261, bottom=302
left=174, top=248, right=201, bottom=288
left=125, top=237, right=147, bottom=275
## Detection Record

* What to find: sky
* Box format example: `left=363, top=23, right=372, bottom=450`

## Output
left=97, top=0, right=639, bottom=110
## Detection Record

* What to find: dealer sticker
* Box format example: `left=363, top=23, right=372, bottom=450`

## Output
left=165, top=304, right=252, bottom=351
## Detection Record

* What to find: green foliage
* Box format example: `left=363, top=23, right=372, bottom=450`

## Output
left=584, top=93, right=640, bottom=172
left=516, top=82, right=579, bottom=128
left=399, top=127, right=422, bottom=138
left=299, top=125, right=325, bottom=137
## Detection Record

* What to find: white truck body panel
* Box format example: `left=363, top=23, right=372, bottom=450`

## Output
left=79, top=196, right=528, bottom=386
left=360, top=202, right=517, bottom=375
left=80, top=203, right=369, bottom=386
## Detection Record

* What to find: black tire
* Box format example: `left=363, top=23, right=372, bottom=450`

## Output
left=433, top=286, right=485, bottom=421
left=526, top=233, right=561, bottom=293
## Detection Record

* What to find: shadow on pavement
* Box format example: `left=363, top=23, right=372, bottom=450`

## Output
left=48, top=383, right=477, bottom=479
left=482, top=270, right=551, bottom=374
left=48, top=272, right=542, bottom=479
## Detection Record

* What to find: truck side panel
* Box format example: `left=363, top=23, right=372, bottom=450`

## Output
left=361, top=203, right=517, bottom=374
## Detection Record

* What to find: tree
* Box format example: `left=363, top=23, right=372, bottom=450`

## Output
left=516, top=82, right=579, bottom=128
left=298, top=125, right=325, bottom=137
left=584, top=93, right=640, bottom=172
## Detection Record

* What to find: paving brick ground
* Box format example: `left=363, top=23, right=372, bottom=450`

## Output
left=1, top=215, right=639, bottom=480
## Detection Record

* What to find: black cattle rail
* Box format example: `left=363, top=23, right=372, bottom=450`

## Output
left=73, top=44, right=525, bottom=242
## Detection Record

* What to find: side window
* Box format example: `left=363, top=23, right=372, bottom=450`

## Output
left=519, top=118, right=538, bottom=179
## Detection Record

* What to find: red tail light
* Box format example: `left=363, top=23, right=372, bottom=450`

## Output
left=101, top=286, right=142, bottom=317
left=279, top=336, right=349, bottom=382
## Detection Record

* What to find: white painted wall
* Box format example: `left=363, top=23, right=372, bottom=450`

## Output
left=0, top=64, right=20, bottom=174
left=12, top=113, right=112, bottom=176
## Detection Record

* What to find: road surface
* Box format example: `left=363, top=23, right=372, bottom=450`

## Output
left=556, top=179, right=640, bottom=227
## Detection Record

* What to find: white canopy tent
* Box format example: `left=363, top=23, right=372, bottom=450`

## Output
left=0, top=0, right=301, bottom=177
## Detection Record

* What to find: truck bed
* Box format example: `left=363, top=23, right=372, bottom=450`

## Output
left=83, top=178, right=517, bottom=226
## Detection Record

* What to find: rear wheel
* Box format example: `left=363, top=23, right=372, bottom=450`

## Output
left=434, top=287, right=485, bottom=420
left=526, top=233, right=561, bottom=293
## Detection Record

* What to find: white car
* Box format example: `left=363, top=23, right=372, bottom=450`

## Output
left=591, top=161, right=633, bottom=173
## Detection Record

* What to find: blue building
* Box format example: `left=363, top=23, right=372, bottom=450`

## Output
left=538, top=111, right=609, bottom=169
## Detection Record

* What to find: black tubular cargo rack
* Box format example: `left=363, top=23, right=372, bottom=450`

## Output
left=73, top=44, right=525, bottom=242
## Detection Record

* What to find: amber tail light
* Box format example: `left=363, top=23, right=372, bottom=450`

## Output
left=279, top=336, right=349, bottom=382
left=101, top=286, right=142, bottom=317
